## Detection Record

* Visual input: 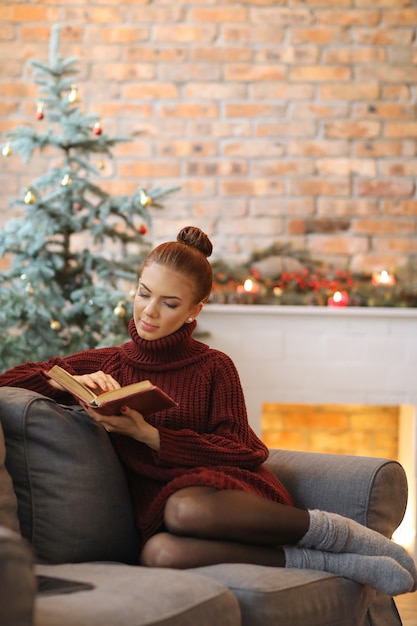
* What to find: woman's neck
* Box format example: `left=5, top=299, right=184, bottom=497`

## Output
left=122, top=319, right=208, bottom=368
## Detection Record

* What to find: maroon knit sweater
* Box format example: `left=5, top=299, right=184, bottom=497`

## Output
left=0, top=319, right=293, bottom=542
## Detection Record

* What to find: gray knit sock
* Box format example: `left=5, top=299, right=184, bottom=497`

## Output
left=284, top=546, right=413, bottom=596
left=300, top=509, right=417, bottom=590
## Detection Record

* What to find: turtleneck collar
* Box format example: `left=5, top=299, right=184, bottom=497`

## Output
left=121, top=318, right=209, bottom=370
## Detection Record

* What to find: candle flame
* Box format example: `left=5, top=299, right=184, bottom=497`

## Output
left=244, top=279, right=254, bottom=292
left=333, top=291, right=342, bottom=303
left=372, top=270, right=396, bottom=286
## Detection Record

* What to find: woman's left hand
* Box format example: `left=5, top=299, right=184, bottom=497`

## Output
left=83, top=404, right=160, bottom=451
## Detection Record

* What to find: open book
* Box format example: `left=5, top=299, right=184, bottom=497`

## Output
left=47, top=365, right=177, bottom=416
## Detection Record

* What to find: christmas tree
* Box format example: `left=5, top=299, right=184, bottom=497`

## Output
left=0, top=25, right=177, bottom=371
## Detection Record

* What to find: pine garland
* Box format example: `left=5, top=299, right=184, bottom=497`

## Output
left=209, top=245, right=417, bottom=308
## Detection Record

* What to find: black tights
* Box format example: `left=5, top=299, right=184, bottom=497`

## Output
left=140, top=486, right=309, bottom=569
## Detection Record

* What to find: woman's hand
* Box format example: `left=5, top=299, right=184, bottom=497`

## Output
left=47, top=370, right=121, bottom=394
left=83, top=404, right=161, bottom=451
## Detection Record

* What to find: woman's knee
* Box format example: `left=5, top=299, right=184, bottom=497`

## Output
left=164, top=488, right=217, bottom=535
left=140, top=533, right=186, bottom=569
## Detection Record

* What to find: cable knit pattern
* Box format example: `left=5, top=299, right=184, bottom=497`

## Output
left=0, top=319, right=293, bottom=544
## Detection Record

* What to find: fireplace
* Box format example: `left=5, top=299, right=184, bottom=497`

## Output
left=261, top=402, right=401, bottom=459
left=198, top=304, right=417, bottom=558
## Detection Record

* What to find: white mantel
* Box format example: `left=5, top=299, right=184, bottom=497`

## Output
left=198, top=304, right=417, bottom=558
left=199, top=305, right=417, bottom=434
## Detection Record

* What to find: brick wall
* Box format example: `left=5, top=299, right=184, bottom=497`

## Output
left=1, top=1, right=416, bottom=272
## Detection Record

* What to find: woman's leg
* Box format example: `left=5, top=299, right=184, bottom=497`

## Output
left=140, top=532, right=413, bottom=596
left=164, top=486, right=310, bottom=545
left=140, top=532, right=286, bottom=569
left=162, top=486, right=417, bottom=590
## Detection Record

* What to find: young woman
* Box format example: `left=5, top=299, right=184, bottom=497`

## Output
left=0, top=226, right=416, bottom=596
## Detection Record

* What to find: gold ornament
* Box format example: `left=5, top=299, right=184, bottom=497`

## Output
left=138, top=188, right=152, bottom=207
left=50, top=320, right=62, bottom=331
left=24, top=189, right=36, bottom=205
left=2, top=142, right=12, bottom=157
left=68, top=85, right=79, bottom=104
left=96, top=160, right=105, bottom=170
left=25, top=283, right=34, bottom=294
left=129, top=287, right=137, bottom=298
left=113, top=302, right=126, bottom=318
left=61, top=173, right=72, bottom=186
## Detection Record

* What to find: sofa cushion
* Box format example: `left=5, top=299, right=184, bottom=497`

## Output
left=0, top=422, right=20, bottom=533
left=193, top=563, right=376, bottom=626
left=0, top=387, right=141, bottom=564
left=0, top=526, right=36, bottom=626
left=35, top=562, right=241, bottom=626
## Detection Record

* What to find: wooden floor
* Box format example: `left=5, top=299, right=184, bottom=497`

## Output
left=396, top=592, right=417, bottom=626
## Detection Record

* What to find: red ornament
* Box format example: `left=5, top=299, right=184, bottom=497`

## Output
left=93, top=121, right=102, bottom=135
left=35, top=101, right=44, bottom=120
left=138, top=224, right=147, bottom=235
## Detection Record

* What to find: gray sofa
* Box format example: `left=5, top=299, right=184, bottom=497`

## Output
left=0, top=387, right=409, bottom=626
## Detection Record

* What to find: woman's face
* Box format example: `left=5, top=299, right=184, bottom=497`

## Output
left=133, top=262, right=203, bottom=341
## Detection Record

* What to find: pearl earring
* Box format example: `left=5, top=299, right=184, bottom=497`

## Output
left=187, top=317, right=194, bottom=323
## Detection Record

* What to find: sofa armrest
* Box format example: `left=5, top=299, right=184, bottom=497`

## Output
left=0, top=525, right=35, bottom=626
left=265, top=449, right=407, bottom=539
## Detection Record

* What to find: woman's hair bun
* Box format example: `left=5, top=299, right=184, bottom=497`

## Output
left=177, top=226, right=213, bottom=259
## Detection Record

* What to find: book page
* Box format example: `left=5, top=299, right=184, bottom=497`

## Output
left=47, top=366, right=98, bottom=403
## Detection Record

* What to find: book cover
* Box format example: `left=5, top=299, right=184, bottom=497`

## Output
left=47, top=365, right=177, bottom=416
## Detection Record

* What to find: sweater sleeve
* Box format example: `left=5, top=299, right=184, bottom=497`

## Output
left=156, top=353, right=269, bottom=470
left=157, top=426, right=268, bottom=469
left=0, top=348, right=120, bottom=403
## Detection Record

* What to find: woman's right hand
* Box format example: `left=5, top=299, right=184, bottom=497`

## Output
left=83, top=403, right=161, bottom=451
